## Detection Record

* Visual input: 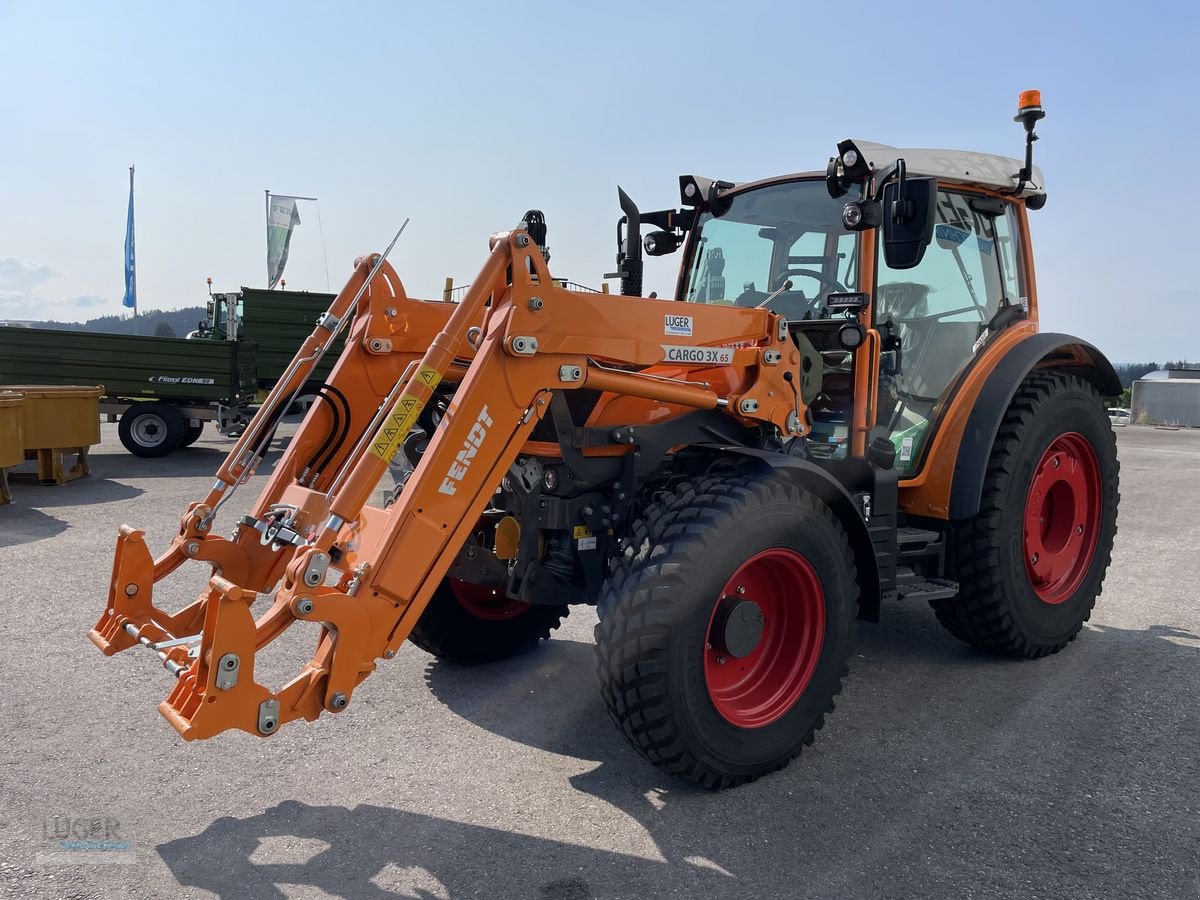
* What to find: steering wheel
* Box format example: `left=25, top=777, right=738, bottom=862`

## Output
left=734, top=270, right=849, bottom=309
left=781, top=269, right=847, bottom=295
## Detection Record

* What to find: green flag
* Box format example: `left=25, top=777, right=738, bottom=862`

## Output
left=266, top=194, right=302, bottom=289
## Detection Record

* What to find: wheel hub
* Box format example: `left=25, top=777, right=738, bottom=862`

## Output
left=712, top=598, right=765, bottom=659
left=133, top=416, right=166, bottom=446
left=703, top=548, right=826, bottom=729
left=1023, top=432, right=1102, bottom=604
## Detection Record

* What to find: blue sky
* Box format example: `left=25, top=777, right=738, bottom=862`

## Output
left=1, top=1, right=1197, bottom=362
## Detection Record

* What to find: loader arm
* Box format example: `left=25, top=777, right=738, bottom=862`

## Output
left=90, top=228, right=808, bottom=740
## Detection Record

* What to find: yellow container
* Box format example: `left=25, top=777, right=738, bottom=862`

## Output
left=1, top=385, right=102, bottom=450
left=0, top=391, right=23, bottom=469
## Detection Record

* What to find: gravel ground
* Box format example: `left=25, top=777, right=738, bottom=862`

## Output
left=0, top=422, right=1196, bottom=899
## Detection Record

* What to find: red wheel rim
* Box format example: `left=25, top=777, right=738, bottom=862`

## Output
left=1023, top=432, right=1102, bottom=605
left=704, top=548, right=826, bottom=729
left=448, top=580, right=531, bottom=621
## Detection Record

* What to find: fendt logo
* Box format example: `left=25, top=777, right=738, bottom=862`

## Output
left=438, top=405, right=494, bottom=496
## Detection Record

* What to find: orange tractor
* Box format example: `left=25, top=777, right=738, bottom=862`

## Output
left=91, top=92, right=1119, bottom=788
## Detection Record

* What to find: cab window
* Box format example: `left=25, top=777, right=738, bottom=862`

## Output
left=876, top=190, right=1016, bottom=473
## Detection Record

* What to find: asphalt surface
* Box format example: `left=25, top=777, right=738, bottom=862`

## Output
left=0, top=423, right=1197, bottom=899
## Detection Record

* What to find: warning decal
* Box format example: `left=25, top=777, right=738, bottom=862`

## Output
left=368, top=365, right=442, bottom=461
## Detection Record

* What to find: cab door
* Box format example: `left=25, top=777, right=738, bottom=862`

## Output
left=874, top=189, right=1024, bottom=474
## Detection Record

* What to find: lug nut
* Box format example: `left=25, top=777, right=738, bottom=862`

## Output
left=1031, top=553, right=1039, bottom=564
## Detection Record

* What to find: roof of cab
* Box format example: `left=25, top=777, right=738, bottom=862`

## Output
left=719, top=141, right=1046, bottom=201
left=851, top=140, right=1045, bottom=198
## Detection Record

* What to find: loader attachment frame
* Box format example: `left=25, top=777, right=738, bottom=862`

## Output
left=90, top=228, right=807, bottom=740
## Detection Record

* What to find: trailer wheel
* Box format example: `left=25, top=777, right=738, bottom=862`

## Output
left=180, top=423, right=205, bottom=447
left=408, top=580, right=569, bottom=665
left=934, top=371, right=1119, bottom=657
left=595, top=471, right=856, bottom=789
left=118, top=403, right=186, bottom=458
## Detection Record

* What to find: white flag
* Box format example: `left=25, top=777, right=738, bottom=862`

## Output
left=266, top=195, right=302, bottom=289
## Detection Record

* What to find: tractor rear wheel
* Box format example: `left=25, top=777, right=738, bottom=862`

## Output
left=933, top=371, right=1119, bottom=657
left=594, top=471, right=856, bottom=789
left=408, top=579, right=569, bottom=665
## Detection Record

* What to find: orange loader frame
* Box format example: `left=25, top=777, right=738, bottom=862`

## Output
left=90, top=230, right=809, bottom=740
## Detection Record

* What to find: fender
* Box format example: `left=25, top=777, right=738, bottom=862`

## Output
left=706, top=446, right=882, bottom=622
left=948, top=332, right=1120, bottom=520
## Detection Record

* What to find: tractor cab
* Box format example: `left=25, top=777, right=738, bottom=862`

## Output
left=620, top=124, right=1047, bottom=473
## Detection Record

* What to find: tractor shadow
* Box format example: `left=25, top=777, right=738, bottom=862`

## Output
left=89, top=446, right=233, bottom=480
left=0, top=504, right=68, bottom=548
left=157, top=607, right=1200, bottom=899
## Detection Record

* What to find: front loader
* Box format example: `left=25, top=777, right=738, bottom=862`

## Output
left=91, top=92, right=1120, bottom=788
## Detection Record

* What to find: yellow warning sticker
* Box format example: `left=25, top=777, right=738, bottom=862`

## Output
left=572, top=525, right=614, bottom=538
left=368, top=366, right=442, bottom=461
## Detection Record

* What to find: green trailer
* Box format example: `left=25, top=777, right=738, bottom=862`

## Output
left=195, top=287, right=340, bottom=392
left=0, top=326, right=257, bottom=457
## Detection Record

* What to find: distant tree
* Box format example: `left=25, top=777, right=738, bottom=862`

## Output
left=153, top=321, right=177, bottom=338
left=1112, top=362, right=1158, bottom=389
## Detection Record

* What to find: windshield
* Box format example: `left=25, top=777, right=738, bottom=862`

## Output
left=681, top=179, right=858, bottom=319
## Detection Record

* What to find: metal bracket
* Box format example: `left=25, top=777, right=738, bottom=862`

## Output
left=366, top=337, right=393, bottom=354
left=302, top=552, right=331, bottom=588
left=316, top=312, right=340, bottom=332
left=739, top=398, right=760, bottom=414
left=215, top=653, right=240, bottom=690
left=763, top=350, right=782, bottom=366
left=558, top=365, right=582, bottom=382
left=258, top=699, right=280, bottom=734
left=511, top=336, right=539, bottom=356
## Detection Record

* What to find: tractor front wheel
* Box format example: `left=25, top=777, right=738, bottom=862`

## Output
left=408, top=579, right=569, bottom=665
left=594, top=471, right=857, bottom=789
left=934, top=371, right=1119, bottom=657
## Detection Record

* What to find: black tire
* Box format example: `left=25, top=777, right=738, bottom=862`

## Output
left=934, top=371, right=1119, bottom=657
left=118, top=403, right=186, bottom=458
left=408, top=580, right=569, bottom=665
left=180, top=423, right=204, bottom=447
left=594, top=471, right=857, bottom=790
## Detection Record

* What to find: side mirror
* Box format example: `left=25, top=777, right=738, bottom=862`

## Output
left=644, top=230, right=679, bottom=256
left=881, top=168, right=936, bottom=270
left=205, top=300, right=214, bottom=317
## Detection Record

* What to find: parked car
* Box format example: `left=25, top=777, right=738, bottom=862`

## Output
left=1108, top=407, right=1131, bottom=426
